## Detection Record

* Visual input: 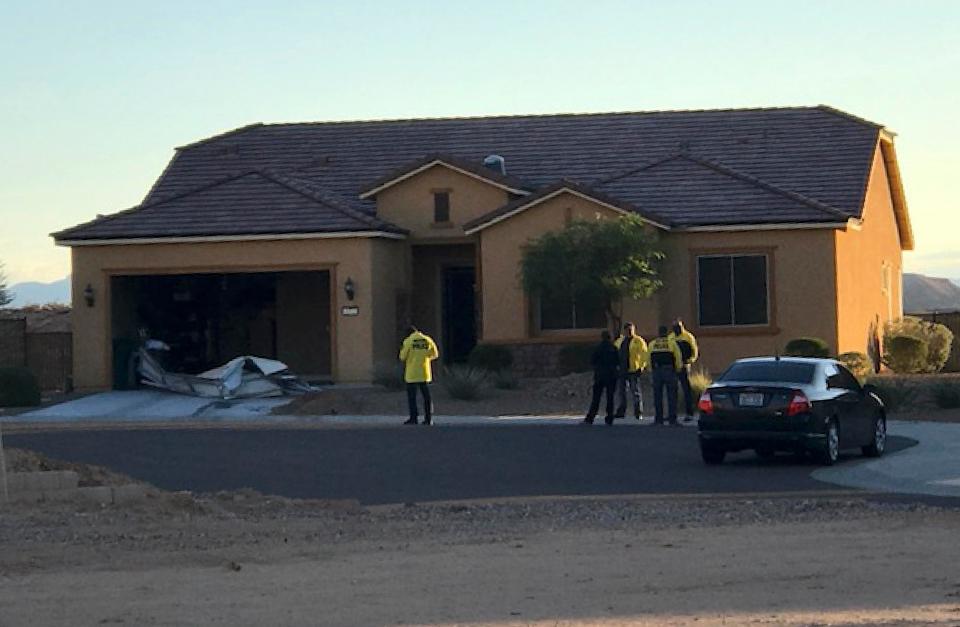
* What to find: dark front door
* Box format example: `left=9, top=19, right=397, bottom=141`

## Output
left=442, top=267, right=477, bottom=363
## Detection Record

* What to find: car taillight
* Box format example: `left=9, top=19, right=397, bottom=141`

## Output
left=698, top=391, right=713, bottom=415
left=787, top=391, right=811, bottom=416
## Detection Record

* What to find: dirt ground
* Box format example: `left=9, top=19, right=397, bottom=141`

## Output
left=2, top=448, right=960, bottom=626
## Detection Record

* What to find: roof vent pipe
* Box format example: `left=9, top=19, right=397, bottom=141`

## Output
left=482, top=154, right=506, bottom=176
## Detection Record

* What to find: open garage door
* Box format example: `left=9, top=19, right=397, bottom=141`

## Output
left=110, top=271, right=331, bottom=388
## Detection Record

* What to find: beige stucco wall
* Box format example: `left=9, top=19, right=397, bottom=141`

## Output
left=479, top=192, right=661, bottom=344
left=375, top=166, right=510, bottom=239
left=369, top=238, right=410, bottom=369
left=476, top=190, right=846, bottom=373
left=659, top=229, right=839, bottom=373
left=834, top=144, right=904, bottom=356
left=69, top=237, right=384, bottom=391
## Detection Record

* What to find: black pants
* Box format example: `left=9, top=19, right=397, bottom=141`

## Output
left=586, top=377, right=616, bottom=422
left=652, top=366, right=678, bottom=424
left=677, top=365, right=694, bottom=417
left=406, top=382, right=432, bottom=422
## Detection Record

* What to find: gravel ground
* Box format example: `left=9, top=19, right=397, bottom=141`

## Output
left=0, top=485, right=942, bottom=575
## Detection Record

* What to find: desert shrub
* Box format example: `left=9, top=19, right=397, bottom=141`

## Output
left=467, top=344, right=514, bottom=372
left=688, top=368, right=713, bottom=400
left=865, top=376, right=921, bottom=412
left=372, top=360, right=405, bottom=390
left=884, top=317, right=954, bottom=373
left=929, top=380, right=960, bottom=409
left=883, top=335, right=929, bottom=374
left=784, top=337, right=831, bottom=358
left=557, top=343, right=594, bottom=375
left=492, top=369, right=521, bottom=390
left=837, top=351, right=872, bottom=380
left=0, top=367, right=41, bottom=407
left=440, top=365, right=490, bottom=400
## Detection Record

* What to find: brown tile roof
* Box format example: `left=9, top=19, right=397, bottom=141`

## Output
left=56, top=105, right=887, bottom=241
left=54, top=169, right=405, bottom=241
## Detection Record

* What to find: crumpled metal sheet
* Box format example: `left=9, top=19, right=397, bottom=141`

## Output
left=136, top=347, right=315, bottom=400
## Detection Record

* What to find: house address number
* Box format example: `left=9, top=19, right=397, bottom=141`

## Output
left=341, top=305, right=360, bottom=316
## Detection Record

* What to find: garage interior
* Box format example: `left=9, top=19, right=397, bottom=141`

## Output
left=110, top=271, right=331, bottom=388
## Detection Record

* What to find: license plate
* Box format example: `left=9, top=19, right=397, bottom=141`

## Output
left=739, top=392, right=765, bottom=407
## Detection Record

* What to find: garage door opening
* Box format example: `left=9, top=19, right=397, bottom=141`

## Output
left=110, top=271, right=332, bottom=388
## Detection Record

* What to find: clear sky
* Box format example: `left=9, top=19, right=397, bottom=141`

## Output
left=0, top=0, right=957, bottom=285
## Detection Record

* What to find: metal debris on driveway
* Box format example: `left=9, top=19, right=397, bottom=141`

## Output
left=137, top=341, right=315, bottom=400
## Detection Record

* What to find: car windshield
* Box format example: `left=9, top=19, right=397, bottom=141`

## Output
left=718, top=361, right=817, bottom=384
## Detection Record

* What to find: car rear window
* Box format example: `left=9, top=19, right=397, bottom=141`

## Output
left=718, top=361, right=817, bottom=384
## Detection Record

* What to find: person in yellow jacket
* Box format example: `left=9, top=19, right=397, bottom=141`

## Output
left=669, top=319, right=699, bottom=423
left=614, top=322, right=648, bottom=420
left=648, top=325, right=683, bottom=426
left=398, top=325, right=439, bottom=425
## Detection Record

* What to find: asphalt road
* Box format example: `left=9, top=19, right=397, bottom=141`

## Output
left=6, top=426, right=913, bottom=505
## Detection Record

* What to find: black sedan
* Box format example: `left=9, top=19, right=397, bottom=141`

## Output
left=697, top=357, right=886, bottom=465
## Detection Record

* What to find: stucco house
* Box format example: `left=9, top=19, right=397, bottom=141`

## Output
left=54, top=106, right=912, bottom=390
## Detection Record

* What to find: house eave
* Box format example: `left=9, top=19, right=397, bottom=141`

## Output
left=55, top=230, right=407, bottom=247
left=678, top=220, right=855, bottom=233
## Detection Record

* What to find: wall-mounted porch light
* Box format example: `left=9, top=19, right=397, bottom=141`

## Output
left=344, top=277, right=356, bottom=301
left=83, top=283, right=95, bottom=307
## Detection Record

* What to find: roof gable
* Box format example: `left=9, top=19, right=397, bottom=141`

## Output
left=54, top=170, right=405, bottom=242
left=462, top=181, right=672, bottom=234
left=595, top=154, right=850, bottom=227
left=358, top=154, right=530, bottom=199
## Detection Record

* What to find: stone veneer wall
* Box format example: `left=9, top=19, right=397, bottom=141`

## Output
left=497, top=341, right=594, bottom=378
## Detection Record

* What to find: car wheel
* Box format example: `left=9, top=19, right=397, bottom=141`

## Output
left=755, top=447, right=776, bottom=460
left=818, top=419, right=840, bottom=466
left=862, top=415, right=886, bottom=458
left=701, top=444, right=726, bottom=465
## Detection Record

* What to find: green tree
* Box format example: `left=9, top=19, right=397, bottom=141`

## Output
left=0, top=262, right=12, bottom=308
left=520, top=215, right=665, bottom=329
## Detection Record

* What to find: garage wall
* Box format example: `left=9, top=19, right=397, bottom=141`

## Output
left=70, top=237, right=381, bottom=390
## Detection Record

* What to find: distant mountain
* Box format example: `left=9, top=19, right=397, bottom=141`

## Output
left=7, top=276, right=70, bottom=308
left=904, top=273, right=960, bottom=313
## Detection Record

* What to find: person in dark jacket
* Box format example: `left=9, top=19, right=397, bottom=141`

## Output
left=583, top=330, right=620, bottom=426
left=648, top=325, right=683, bottom=426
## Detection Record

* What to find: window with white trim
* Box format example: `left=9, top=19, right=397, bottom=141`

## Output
left=697, top=254, right=769, bottom=327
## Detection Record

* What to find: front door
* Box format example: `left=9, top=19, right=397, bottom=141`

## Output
left=442, top=267, right=476, bottom=363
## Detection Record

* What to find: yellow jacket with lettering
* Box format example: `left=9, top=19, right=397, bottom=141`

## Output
left=647, top=335, right=683, bottom=371
left=399, top=331, right=439, bottom=383
left=614, top=334, right=648, bottom=373
left=669, top=323, right=699, bottom=365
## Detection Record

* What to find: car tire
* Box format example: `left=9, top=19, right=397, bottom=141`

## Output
left=817, top=419, right=840, bottom=466
left=701, top=445, right=726, bottom=465
left=862, top=415, right=887, bottom=458
left=755, top=447, right=776, bottom=460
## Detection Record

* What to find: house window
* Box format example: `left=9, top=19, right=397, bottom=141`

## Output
left=433, top=191, right=451, bottom=223
left=697, top=254, right=769, bottom=327
left=539, top=290, right=607, bottom=331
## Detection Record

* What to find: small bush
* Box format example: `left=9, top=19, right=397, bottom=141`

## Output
left=838, top=351, right=872, bottom=380
left=0, top=367, right=41, bottom=407
left=557, top=343, right=594, bottom=375
left=440, top=365, right=490, bottom=400
left=884, top=317, right=954, bottom=373
left=784, top=337, right=831, bottom=358
left=688, top=368, right=713, bottom=400
left=883, top=335, right=929, bottom=374
left=468, top=344, right=514, bottom=372
left=866, top=377, right=921, bottom=412
left=929, top=381, right=960, bottom=409
left=372, top=360, right=405, bottom=390
left=492, top=369, right=521, bottom=390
